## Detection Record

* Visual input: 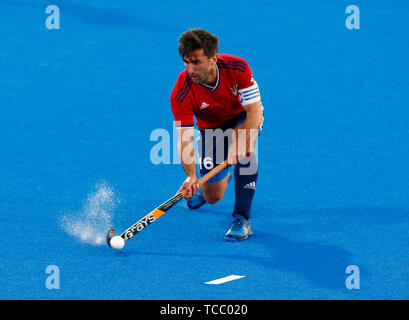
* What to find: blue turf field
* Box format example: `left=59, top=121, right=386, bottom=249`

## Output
left=0, top=0, right=408, bottom=300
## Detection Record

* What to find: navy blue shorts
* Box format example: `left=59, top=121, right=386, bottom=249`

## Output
left=197, top=111, right=248, bottom=183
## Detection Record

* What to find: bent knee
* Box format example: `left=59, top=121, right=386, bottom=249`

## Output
left=202, top=179, right=228, bottom=204
left=203, top=193, right=224, bottom=204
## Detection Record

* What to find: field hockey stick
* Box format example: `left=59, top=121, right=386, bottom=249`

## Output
left=107, top=160, right=228, bottom=249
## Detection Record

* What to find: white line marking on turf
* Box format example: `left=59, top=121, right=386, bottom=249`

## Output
left=205, top=275, right=246, bottom=285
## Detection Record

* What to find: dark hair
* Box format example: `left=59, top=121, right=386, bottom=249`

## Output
left=178, top=29, right=219, bottom=58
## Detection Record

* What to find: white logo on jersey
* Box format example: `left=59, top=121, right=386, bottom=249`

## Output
left=200, top=102, right=210, bottom=110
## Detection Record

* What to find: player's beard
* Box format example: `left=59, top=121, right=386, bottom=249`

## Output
left=197, top=64, right=216, bottom=85
left=200, top=70, right=210, bottom=83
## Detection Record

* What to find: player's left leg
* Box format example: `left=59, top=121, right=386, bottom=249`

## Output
left=233, top=152, right=258, bottom=220
left=225, top=124, right=261, bottom=241
left=224, top=153, right=258, bottom=241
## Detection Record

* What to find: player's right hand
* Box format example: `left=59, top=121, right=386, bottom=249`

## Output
left=177, top=176, right=199, bottom=199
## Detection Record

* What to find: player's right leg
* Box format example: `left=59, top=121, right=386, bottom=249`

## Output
left=187, top=126, right=232, bottom=209
left=187, top=162, right=231, bottom=208
left=201, top=172, right=230, bottom=203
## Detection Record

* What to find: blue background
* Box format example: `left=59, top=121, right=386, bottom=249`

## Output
left=0, top=0, right=408, bottom=299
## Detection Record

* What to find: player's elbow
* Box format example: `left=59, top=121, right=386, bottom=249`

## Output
left=246, top=102, right=264, bottom=126
left=255, top=102, right=264, bottom=123
left=258, top=110, right=264, bottom=127
left=177, top=142, right=182, bottom=157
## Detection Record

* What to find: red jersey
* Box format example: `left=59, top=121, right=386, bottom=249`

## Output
left=170, top=54, right=261, bottom=130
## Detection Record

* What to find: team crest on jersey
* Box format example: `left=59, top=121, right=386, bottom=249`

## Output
left=231, top=84, right=238, bottom=97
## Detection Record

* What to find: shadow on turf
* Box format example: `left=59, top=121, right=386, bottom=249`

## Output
left=113, top=228, right=362, bottom=291
left=251, top=230, right=359, bottom=290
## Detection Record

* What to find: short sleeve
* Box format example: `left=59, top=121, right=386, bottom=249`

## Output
left=170, top=97, right=194, bottom=128
left=170, top=73, right=194, bottom=128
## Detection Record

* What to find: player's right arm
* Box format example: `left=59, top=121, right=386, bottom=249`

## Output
left=175, top=127, right=199, bottom=199
left=170, top=73, right=198, bottom=199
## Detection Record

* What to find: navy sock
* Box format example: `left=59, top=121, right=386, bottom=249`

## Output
left=233, top=154, right=258, bottom=220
